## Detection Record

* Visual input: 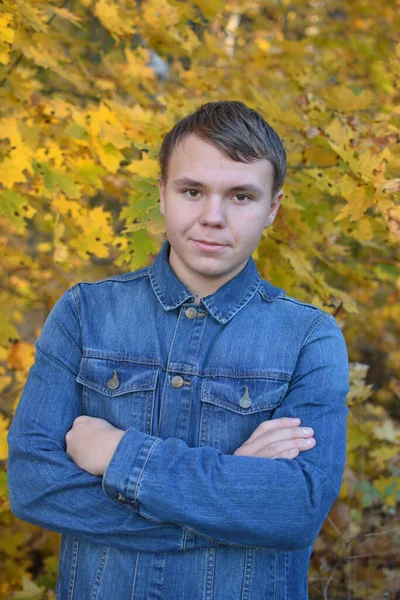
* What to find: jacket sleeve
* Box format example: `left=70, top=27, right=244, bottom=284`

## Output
left=6, top=288, right=216, bottom=553
left=102, top=312, right=349, bottom=551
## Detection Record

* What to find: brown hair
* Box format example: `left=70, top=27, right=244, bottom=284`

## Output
left=159, top=100, right=286, bottom=196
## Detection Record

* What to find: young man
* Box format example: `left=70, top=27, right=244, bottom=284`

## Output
left=7, top=101, right=349, bottom=599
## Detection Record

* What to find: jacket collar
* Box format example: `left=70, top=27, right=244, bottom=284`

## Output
left=148, top=241, right=262, bottom=324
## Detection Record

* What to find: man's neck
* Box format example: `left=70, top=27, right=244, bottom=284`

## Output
left=167, top=245, right=249, bottom=306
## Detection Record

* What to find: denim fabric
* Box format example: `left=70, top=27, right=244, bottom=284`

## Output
left=7, top=241, right=349, bottom=600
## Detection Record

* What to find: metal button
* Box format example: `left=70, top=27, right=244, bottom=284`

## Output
left=239, top=386, right=252, bottom=409
left=107, top=370, right=120, bottom=390
left=185, top=307, right=198, bottom=319
left=117, top=492, right=127, bottom=503
left=171, top=375, right=184, bottom=389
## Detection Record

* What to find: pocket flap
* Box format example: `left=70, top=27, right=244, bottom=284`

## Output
left=201, top=376, right=288, bottom=414
left=77, top=357, right=157, bottom=397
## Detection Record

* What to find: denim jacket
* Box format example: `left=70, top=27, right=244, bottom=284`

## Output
left=7, top=241, right=349, bottom=600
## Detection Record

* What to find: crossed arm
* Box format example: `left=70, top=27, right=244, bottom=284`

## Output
left=65, top=415, right=316, bottom=477
left=7, top=289, right=349, bottom=552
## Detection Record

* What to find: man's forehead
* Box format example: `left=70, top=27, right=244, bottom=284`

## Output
left=168, top=134, right=274, bottom=185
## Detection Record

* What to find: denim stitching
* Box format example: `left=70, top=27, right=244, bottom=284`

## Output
left=77, top=269, right=149, bottom=286
left=284, top=551, right=288, bottom=600
left=134, top=438, right=163, bottom=501
left=67, top=537, right=79, bottom=600
left=272, top=551, right=276, bottom=600
left=203, top=548, right=216, bottom=600
left=241, top=547, right=255, bottom=600
left=90, top=545, right=109, bottom=600
left=149, top=263, right=193, bottom=310
left=79, top=351, right=292, bottom=379
left=130, top=552, right=140, bottom=600
left=202, top=276, right=261, bottom=324
left=157, top=306, right=184, bottom=437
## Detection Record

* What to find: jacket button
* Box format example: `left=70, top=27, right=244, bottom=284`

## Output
left=185, top=307, right=198, bottom=319
left=171, top=375, right=184, bottom=389
left=239, top=386, right=252, bottom=409
left=107, top=370, right=120, bottom=390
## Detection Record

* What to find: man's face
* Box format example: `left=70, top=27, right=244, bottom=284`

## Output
left=159, top=133, right=282, bottom=293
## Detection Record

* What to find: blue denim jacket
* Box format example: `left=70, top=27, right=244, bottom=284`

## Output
left=7, top=241, right=349, bottom=600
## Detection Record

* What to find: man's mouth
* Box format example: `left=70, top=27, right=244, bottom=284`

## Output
left=192, top=240, right=228, bottom=252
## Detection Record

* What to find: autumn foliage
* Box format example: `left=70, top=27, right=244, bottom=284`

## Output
left=0, top=0, right=399, bottom=598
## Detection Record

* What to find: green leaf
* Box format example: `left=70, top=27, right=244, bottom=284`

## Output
left=65, top=123, right=88, bottom=139
left=0, top=190, right=35, bottom=231
left=115, top=229, right=159, bottom=270
left=40, top=163, right=81, bottom=199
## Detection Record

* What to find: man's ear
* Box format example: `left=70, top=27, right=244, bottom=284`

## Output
left=158, top=177, right=166, bottom=216
left=264, top=190, right=283, bottom=228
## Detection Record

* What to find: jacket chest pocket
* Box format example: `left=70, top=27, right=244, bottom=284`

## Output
left=76, top=357, right=157, bottom=433
left=199, top=376, right=289, bottom=455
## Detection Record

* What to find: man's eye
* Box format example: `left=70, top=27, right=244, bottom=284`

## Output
left=184, top=189, right=199, bottom=198
left=235, top=194, right=250, bottom=202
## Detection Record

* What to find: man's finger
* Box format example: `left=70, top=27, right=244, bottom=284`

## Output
left=271, top=448, right=300, bottom=460
left=243, top=417, right=301, bottom=444
left=255, top=437, right=316, bottom=458
left=243, top=426, right=314, bottom=455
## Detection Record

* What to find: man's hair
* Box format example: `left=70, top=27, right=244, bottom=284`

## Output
left=159, top=100, right=286, bottom=196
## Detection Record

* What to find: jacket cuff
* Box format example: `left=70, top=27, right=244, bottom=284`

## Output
left=102, top=428, right=162, bottom=510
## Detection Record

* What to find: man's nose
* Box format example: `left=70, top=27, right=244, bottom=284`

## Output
left=199, top=196, right=226, bottom=228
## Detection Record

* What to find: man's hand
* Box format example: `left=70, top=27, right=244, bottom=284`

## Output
left=65, top=416, right=125, bottom=476
left=233, top=417, right=315, bottom=459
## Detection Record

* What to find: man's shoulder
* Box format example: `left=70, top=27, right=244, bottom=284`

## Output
left=258, top=278, right=323, bottom=313
left=257, top=278, right=335, bottom=330
left=71, top=265, right=151, bottom=290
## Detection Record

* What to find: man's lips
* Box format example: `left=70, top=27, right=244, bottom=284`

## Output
left=192, top=240, right=228, bottom=252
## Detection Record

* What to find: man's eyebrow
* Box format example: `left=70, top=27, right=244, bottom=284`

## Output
left=173, top=178, right=265, bottom=196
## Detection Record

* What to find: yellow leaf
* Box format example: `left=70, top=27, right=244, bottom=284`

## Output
left=0, top=414, right=9, bottom=460
left=123, top=47, right=156, bottom=83
left=0, top=14, right=15, bottom=65
left=347, top=418, right=369, bottom=451
left=304, top=144, right=338, bottom=167
left=324, top=86, right=373, bottom=112
left=0, top=118, right=33, bottom=186
left=8, top=341, right=35, bottom=372
left=181, top=28, right=201, bottom=53
left=100, top=122, right=131, bottom=150
left=51, top=195, right=83, bottom=221
left=357, top=149, right=388, bottom=186
left=325, top=118, right=360, bottom=173
left=86, top=102, right=124, bottom=137
left=374, top=419, right=400, bottom=443
left=34, top=142, right=65, bottom=168
left=305, top=168, right=338, bottom=195
left=251, top=88, right=304, bottom=129
left=370, top=445, right=399, bottom=468
left=256, top=39, right=271, bottom=53
left=335, top=176, right=373, bottom=221
left=94, top=0, right=135, bottom=41
left=142, top=0, right=180, bottom=28
left=93, top=140, right=124, bottom=173
left=70, top=206, right=114, bottom=259
left=352, top=217, right=374, bottom=243
left=127, top=156, right=159, bottom=179
left=193, top=0, right=224, bottom=20
left=48, top=6, right=82, bottom=27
